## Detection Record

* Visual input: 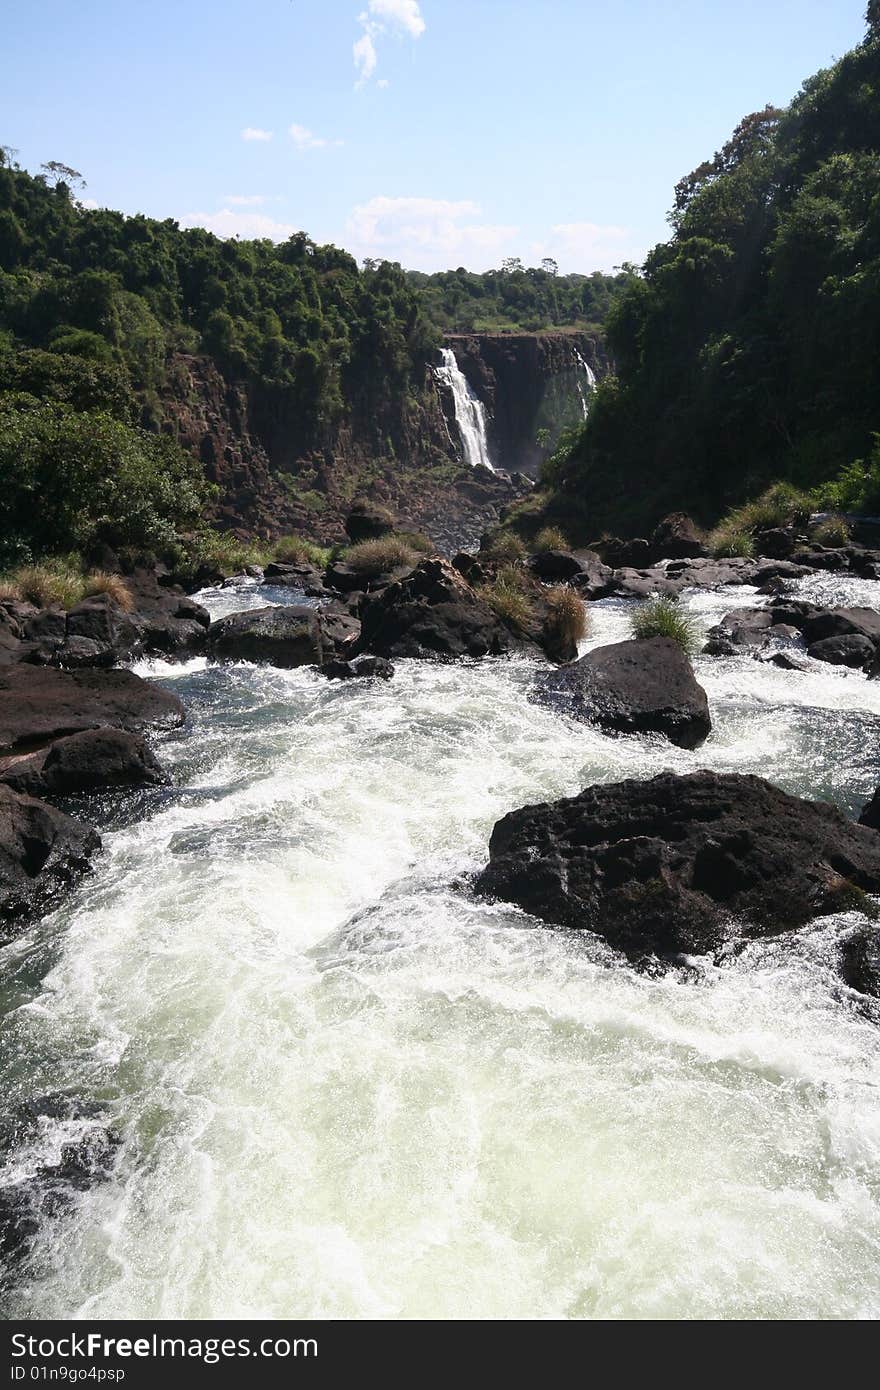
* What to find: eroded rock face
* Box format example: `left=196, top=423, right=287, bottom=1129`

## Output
left=208, top=605, right=360, bottom=668
left=536, top=637, right=712, bottom=749
left=0, top=667, right=184, bottom=754
left=475, top=771, right=880, bottom=960
left=355, top=558, right=511, bottom=660
left=0, top=729, right=165, bottom=798
left=0, top=786, right=100, bottom=928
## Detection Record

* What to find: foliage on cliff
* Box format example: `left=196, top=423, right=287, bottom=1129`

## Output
left=541, top=16, right=880, bottom=535
left=408, top=262, right=628, bottom=334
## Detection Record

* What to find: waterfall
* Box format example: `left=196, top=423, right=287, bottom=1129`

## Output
left=435, top=347, right=495, bottom=471
left=573, top=348, right=597, bottom=420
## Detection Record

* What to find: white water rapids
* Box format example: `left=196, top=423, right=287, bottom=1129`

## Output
left=2, top=577, right=880, bottom=1319
left=435, top=348, right=495, bottom=472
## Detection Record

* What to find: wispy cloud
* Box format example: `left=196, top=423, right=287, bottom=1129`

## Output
left=289, top=123, right=343, bottom=151
left=224, top=194, right=267, bottom=206
left=240, top=127, right=273, bottom=142
left=181, top=209, right=298, bottom=241
left=532, top=222, right=643, bottom=273
left=353, top=1, right=425, bottom=87
left=347, top=196, right=518, bottom=271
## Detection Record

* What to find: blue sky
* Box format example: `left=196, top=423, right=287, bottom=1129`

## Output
left=1, top=0, right=869, bottom=273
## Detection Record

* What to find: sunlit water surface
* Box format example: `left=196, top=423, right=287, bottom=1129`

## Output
left=1, top=579, right=879, bottom=1319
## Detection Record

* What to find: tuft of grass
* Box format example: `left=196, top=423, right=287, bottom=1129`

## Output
left=82, top=571, right=135, bottom=611
left=712, top=482, right=812, bottom=548
left=395, top=530, right=436, bottom=555
left=344, top=536, right=418, bottom=576
left=544, top=585, right=589, bottom=644
left=811, top=515, right=850, bottom=547
left=13, top=562, right=87, bottom=610
left=533, top=526, right=570, bottom=553
left=478, top=565, right=536, bottom=628
left=630, top=595, right=701, bottom=657
left=707, top=525, right=755, bottom=558
left=0, top=579, right=23, bottom=602
left=482, top=530, right=528, bottom=565
left=272, top=535, right=332, bottom=568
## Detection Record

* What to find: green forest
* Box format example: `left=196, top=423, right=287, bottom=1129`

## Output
left=407, top=262, right=628, bottom=334
left=538, top=11, right=880, bottom=538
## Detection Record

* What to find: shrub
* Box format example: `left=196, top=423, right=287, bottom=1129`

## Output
left=395, top=531, right=436, bottom=555
left=479, top=566, right=535, bottom=628
left=816, top=436, right=880, bottom=515
left=82, top=571, right=134, bottom=610
left=707, top=525, right=755, bottom=558
left=533, top=526, right=570, bottom=553
left=272, top=535, right=332, bottom=568
left=171, top=529, right=270, bottom=583
left=482, top=530, right=527, bottom=564
left=344, top=536, right=418, bottom=576
left=630, top=595, right=701, bottom=657
left=713, top=482, right=812, bottom=544
left=544, top=585, right=589, bottom=644
left=811, top=515, right=850, bottom=546
left=13, top=561, right=86, bottom=609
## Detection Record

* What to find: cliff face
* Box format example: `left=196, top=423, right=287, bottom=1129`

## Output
left=160, top=353, right=529, bottom=552
left=444, top=332, right=607, bottom=476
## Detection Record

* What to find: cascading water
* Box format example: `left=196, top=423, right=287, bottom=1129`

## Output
left=435, top=347, right=495, bottom=471
left=2, top=576, right=880, bottom=1319
left=573, top=348, right=597, bottom=420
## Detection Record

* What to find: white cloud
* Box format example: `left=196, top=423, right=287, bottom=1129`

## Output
left=224, top=194, right=267, bottom=206
left=532, top=222, right=643, bottom=273
left=346, top=196, right=518, bottom=271
left=289, top=123, right=343, bottom=151
left=181, top=209, right=298, bottom=241
left=353, top=0, right=424, bottom=86
left=377, top=78, right=390, bottom=89
left=353, top=31, right=378, bottom=85
left=241, top=127, right=273, bottom=142
left=368, top=0, right=425, bottom=39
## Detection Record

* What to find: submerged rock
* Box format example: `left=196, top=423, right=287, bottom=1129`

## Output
left=208, top=604, right=360, bottom=668
left=536, top=637, right=711, bottom=749
left=0, top=728, right=166, bottom=799
left=0, top=785, right=100, bottom=928
left=320, top=654, right=395, bottom=680
left=0, top=666, right=184, bottom=753
left=475, top=771, right=880, bottom=960
left=355, top=558, right=511, bottom=660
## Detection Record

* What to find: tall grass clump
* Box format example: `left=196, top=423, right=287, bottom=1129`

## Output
left=544, top=585, right=589, bottom=644
left=272, top=535, right=332, bottom=568
left=712, top=482, right=812, bottom=548
left=478, top=565, right=535, bottom=628
left=630, top=595, right=700, bottom=657
left=344, top=536, right=418, bottom=576
left=82, top=571, right=135, bottom=610
left=533, top=526, right=570, bottom=553
left=13, top=561, right=87, bottom=609
left=811, top=515, right=850, bottom=547
left=482, top=530, right=528, bottom=564
left=707, top=525, right=755, bottom=558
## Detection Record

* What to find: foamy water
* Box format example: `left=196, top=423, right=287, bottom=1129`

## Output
left=1, top=581, right=879, bottom=1319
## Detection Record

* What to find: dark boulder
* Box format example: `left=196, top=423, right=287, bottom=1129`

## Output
left=754, top=527, right=799, bottom=559
left=320, top=654, right=395, bottom=680
left=0, top=728, right=166, bottom=798
left=475, top=771, right=880, bottom=960
left=0, top=666, right=184, bottom=754
left=601, top=537, right=653, bottom=568
left=344, top=501, right=395, bottom=543
left=0, top=785, right=100, bottom=928
left=807, top=635, right=877, bottom=670
left=859, top=787, right=880, bottom=832
left=840, top=927, right=880, bottom=999
left=208, top=605, right=360, bottom=668
left=354, top=558, right=511, bottom=660
left=569, top=550, right=614, bottom=599
left=651, top=512, right=706, bottom=560
left=801, top=606, right=880, bottom=648
left=529, top=550, right=584, bottom=582
left=536, top=637, right=711, bottom=749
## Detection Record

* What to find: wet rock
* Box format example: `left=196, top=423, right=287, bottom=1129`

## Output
left=0, top=786, right=100, bottom=928
left=859, top=787, right=880, bottom=832
left=320, top=654, right=395, bottom=680
left=570, top=550, right=615, bottom=599
left=355, top=558, right=511, bottom=660
left=754, top=526, right=800, bottom=559
left=601, top=537, right=653, bottom=568
left=651, top=512, right=706, bottom=560
left=840, top=927, right=880, bottom=999
left=801, top=606, right=880, bottom=648
left=0, top=729, right=166, bottom=798
left=529, top=550, right=585, bottom=582
left=0, top=666, right=185, bottom=754
left=807, top=635, right=877, bottom=670
left=536, top=637, right=711, bottom=749
left=208, top=604, right=360, bottom=668
left=703, top=608, right=774, bottom=655
left=475, top=771, right=880, bottom=960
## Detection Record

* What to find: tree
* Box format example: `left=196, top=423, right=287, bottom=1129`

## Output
left=540, top=257, right=558, bottom=276
left=501, top=257, right=524, bottom=274
left=40, top=160, right=86, bottom=190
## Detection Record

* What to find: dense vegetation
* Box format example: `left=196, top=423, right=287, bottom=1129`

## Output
left=539, top=13, right=880, bottom=537
left=408, top=262, right=628, bottom=334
